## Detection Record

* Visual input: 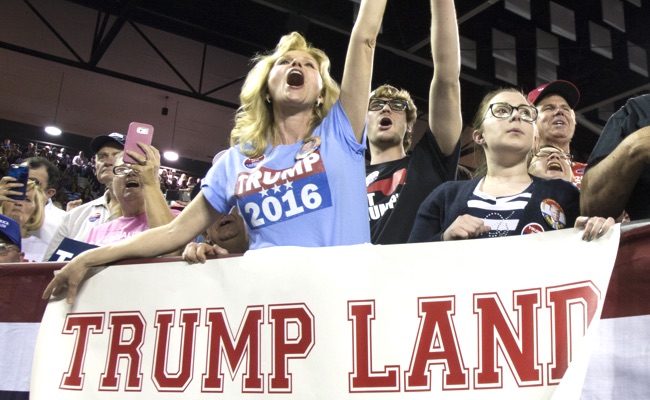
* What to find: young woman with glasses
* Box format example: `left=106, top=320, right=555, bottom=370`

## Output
left=409, top=88, right=614, bottom=242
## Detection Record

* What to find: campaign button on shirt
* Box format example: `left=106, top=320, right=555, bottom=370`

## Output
left=244, top=155, right=265, bottom=169
left=522, top=222, right=545, bottom=235
left=541, top=198, right=566, bottom=230
left=295, top=136, right=321, bottom=161
left=88, top=212, right=101, bottom=223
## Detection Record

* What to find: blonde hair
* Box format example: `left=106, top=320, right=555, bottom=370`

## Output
left=370, top=84, right=418, bottom=150
left=24, top=181, right=46, bottom=232
left=230, top=32, right=341, bottom=158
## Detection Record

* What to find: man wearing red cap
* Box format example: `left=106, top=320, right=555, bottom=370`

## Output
left=527, top=80, right=586, bottom=188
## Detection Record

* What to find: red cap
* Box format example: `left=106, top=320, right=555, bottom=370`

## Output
left=527, top=80, right=580, bottom=109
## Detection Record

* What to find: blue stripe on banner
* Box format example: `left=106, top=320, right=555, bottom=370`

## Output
left=0, top=390, right=29, bottom=400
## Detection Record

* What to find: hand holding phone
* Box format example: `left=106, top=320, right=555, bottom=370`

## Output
left=123, top=122, right=154, bottom=164
left=6, top=164, right=29, bottom=200
left=0, top=172, right=27, bottom=202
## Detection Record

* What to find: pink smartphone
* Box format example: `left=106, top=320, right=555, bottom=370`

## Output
left=123, top=122, right=154, bottom=164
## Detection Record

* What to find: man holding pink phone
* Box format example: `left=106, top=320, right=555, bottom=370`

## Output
left=43, top=133, right=126, bottom=260
left=85, top=131, right=180, bottom=247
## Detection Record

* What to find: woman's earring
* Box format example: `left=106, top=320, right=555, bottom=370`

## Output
left=265, top=94, right=271, bottom=104
left=316, top=98, right=322, bottom=107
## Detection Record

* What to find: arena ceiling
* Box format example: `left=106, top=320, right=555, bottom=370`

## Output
left=1, top=0, right=649, bottom=174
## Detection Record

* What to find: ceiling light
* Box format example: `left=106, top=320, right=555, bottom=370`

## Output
left=164, top=151, right=178, bottom=161
left=44, top=126, right=62, bottom=135
left=45, top=72, right=64, bottom=136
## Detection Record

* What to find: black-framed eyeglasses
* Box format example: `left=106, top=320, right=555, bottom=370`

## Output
left=368, top=99, right=408, bottom=112
left=0, top=243, right=20, bottom=256
left=113, top=165, right=134, bottom=176
left=487, top=102, right=538, bottom=122
left=534, top=149, right=573, bottom=162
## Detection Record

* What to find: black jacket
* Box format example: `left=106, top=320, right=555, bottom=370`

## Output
left=408, top=175, right=580, bottom=243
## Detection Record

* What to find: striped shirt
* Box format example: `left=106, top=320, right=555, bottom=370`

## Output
left=467, top=179, right=534, bottom=238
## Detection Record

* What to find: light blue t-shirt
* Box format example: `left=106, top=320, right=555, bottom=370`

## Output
left=202, top=100, right=369, bottom=250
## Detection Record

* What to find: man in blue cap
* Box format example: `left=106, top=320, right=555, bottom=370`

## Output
left=0, top=214, right=24, bottom=263
left=43, top=133, right=125, bottom=260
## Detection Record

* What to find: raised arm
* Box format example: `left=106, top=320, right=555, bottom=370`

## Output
left=340, top=0, right=388, bottom=142
left=42, top=192, right=222, bottom=304
left=581, top=126, right=650, bottom=218
left=129, top=144, right=176, bottom=228
left=428, top=0, right=462, bottom=155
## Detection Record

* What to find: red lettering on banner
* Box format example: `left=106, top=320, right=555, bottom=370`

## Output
left=405, top=297, right=469, bottom=391
left=60, top=313, right=104, bottom=390
left=546, top=282, right=599, bottom=384
left=269, top=304, right=315, bottom=392
left=54, top=283, right=603, bottom=394
left=474, top=290, right=542, bottom=388
left=348, top=301, right=400, bottom=392
left=152, top=309, right=201, bottom=391
left=202, top=307, right=264, bottom=393
left=99, top=312, right=146, bottom=391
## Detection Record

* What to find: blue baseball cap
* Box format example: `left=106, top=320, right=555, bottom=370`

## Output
left=90, top=132, right=126, bottom=155
left=0, top=214, right=21, bottom=249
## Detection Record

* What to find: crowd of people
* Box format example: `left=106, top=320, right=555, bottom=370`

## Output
left=0, top=0, right=641, bottom=306
left=0, top=136, right=202, bottom=261
left=0, top=138, right=200, bottom=208
left=0, top=140, right=98, bottom=207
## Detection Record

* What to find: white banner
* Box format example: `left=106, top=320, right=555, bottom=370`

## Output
left=32, top=226, right=621, bottom=399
